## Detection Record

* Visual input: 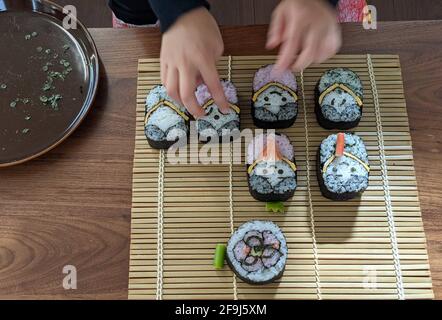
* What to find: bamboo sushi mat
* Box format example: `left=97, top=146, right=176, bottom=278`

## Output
left=129, top=54, right=433, bottom=300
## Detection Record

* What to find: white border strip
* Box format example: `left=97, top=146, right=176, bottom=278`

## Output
left=300, top=71, right=322, bottom=300
left=156, top=149, right=165, bottom=300
left=367, top=54, right=405, bottom=300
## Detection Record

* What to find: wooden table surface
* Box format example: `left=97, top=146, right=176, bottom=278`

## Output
left=0, top=22, right=441, bottom=300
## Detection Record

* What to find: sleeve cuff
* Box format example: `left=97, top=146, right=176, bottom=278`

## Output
left=148, top=0, right=210, bottom=33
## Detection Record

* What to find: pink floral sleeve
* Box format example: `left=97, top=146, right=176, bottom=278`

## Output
left=337, top=0, right=368, bottom=23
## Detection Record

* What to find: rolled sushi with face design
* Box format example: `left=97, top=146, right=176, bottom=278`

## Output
left=317, top=132, right=370, bottom=200
left=315, top=68, right=364, bottom=130
left=252, top=64, right=298, bottom=129
left=144, top=85, right=190, bottom=149
left=247, top=133, right=297, bottom=202
left=195, top=80, right=240, bottom=143
left=226, top=220, right=288, bottom=285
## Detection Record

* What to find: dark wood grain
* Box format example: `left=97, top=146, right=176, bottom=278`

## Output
left=209, top=0, right=255, bottom=26
left=0, top=22, right=441, bottom=299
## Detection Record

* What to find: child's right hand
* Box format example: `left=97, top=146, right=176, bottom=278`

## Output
left=267, top=0, right=342, bottom=74
left=160, top=7, right=230, bottom=119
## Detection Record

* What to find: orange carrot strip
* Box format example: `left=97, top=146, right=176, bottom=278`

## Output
left=259, top=136, right=282, bottom=161
left=335, top=133, right=345, bottom=157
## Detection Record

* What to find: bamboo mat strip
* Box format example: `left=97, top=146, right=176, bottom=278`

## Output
left=226, top=56, right=239, bottom=300
left=367, top=54, right=404, bottom=300
left=300, top=71, right=322, bottom=299
left=155, top=149, right=165, bottom=300
left=128, top=54, right=433, bottom=300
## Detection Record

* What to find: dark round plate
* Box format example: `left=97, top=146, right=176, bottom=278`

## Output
left=0, top=0, right=99, bottom=167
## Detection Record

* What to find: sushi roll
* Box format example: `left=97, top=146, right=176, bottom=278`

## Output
left=144, top=85, right=190, bottom=149
left=315, top=68, right=364, bottom=130
left=317, top=132, right=370, bottom=200
left=252, top=64, right=298, bottom=129
left=226, top=220, right=287, bottom=285
left=247, top=133, right=297, bottom=202
left=195, top=80, right=240, bottom=143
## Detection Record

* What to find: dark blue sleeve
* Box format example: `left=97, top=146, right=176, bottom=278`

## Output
left=148, top=0, right=210, bottom=32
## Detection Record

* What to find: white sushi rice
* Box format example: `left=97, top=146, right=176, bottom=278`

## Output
left=250, top=160, right=297, bottom=194
left=318, top=68, right=363, bottom=122
left=320, top=133, right=369, bottom=194
left=145, top=85, right=186, bottom=113
left=254, top=85, right=297, bottom=121
left=227, top=221, right=287, bottom=284
left=320, top=89, right=361, bottom=122
left=145, top=85, right=188, bottom=142
left=318, top=68, right=363, bottom=98
left=197, top=103, right=240, bottom=138
left=147, top=107, right=187, bottom=141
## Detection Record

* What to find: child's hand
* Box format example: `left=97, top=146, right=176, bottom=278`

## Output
left=267, top=0, right=342, bottom=73
left=161, top=7, right=230, bottom=118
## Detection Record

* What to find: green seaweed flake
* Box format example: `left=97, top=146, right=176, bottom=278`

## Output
left=48, top=71, right=65, bottom=81
left=59, top=59, right=71, bottom=68
left=22, top=128, right=30, bottom=134
left=42, top=83, right=51, bottom=91
left=265, top=202, right=285, bottom=213
left=40, top=94, right=62, bottom=109
left=62, top=67, right=73, bottom=77
left=36, top=46, right=43, bottom=53
left=42, top=94, right=63, bottom=110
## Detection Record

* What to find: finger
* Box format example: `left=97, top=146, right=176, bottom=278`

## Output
left=291, top=31, right=319, bottom=72
left=266, top=9, right=285, bottom=49
left=315, top=29, right=341, bottom=63
left=166, top=67, right=180, bottom=104
left=273, top=19, right=304, bottom=74
left=179, top=67, right=205, bottom=119
left=273, top=26, right=302, bottom=75
left=199, top=62, right=230, bottom=114
left=196, top=74, right=203, bottom=86
left=161, top=63, right=168, bottom=86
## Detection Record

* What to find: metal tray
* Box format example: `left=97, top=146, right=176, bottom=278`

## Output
left=0, top=0, right=99, bottom=167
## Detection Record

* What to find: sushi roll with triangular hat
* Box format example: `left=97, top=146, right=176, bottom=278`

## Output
left=247, top=133, right=297, bottom=202
left=315, top=68, right=364, bottom=129
left=251, top=64, right=298, bottom=129
left=226, top=220, right=288, bottom=285
left=317, top=132, right=370, bottom=200
left=195, top=80, right=240, bottom=143
left=144, top=85, right=190, bottom=149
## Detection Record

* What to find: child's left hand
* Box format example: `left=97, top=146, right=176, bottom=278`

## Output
left=266, top=0, right=342, bottom=73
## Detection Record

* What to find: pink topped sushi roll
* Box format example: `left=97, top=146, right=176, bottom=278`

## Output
left=252, top=64, right=298, bottom=129
left=195, top=80, right=240, bottom=143
left=247, top=133, right=297, bottom=202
